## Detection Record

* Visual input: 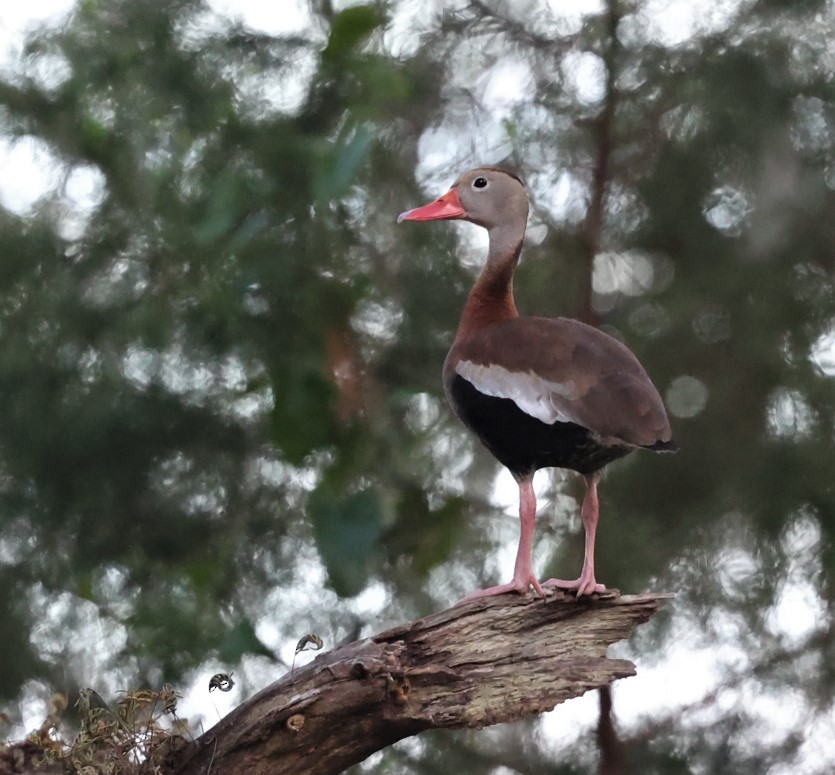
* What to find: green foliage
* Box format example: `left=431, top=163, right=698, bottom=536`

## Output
left=322, top=5, right=386, bottom=66
left=0, top=0, right=834, bottom=772
left=384, top=487, right=465, bottom=577
left=313, top=125, right=374, bottom=203
left=217, top=617, right=277, bottom=664
left=310, top=487, right=384, bottom=597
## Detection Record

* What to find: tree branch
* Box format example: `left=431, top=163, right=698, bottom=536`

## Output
left=580, top=0, right=622, bottom=326
left=171, top=591, right=670, bottom=775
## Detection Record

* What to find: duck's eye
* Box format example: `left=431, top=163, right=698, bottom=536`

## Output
left=472, top=176, right=489, bottom=190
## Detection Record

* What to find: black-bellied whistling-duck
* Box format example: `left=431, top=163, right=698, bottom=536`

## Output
left=398, top=167, right=676, bottom=600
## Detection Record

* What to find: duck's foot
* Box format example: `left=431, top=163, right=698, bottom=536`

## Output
left=542, top=574, right=606, bottom=598
left=456, top=573, right=545, bottom=605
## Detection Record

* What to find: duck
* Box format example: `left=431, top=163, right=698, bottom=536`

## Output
left=398, top=166, right=676, bottom=600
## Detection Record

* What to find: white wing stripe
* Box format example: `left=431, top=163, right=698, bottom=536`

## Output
left=455, top=360, right=578, bottom=425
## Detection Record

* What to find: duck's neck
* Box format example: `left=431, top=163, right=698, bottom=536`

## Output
left=455, top=224, right=524, bottom=339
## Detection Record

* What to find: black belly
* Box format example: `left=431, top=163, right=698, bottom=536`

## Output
left=447, top=374, right=632, bottom=479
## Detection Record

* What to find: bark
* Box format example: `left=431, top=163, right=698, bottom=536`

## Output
left=598, top=685, right=627, bottom=775
left=170, top=590, right=670, bottom=775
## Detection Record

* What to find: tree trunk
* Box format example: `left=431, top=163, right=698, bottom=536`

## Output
left=170, top=590, right=670, bottom=775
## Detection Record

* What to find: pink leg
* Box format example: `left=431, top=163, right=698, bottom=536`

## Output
left=543, top=473, right=606, bottom=597
left=458, top=476, right=545, bottom=603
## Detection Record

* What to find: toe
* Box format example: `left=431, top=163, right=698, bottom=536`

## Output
left=576, top=578, right=606, bottom=597
left=457, top=574, right=545, bottom=604
left=541, top=576, right=606, bottom=597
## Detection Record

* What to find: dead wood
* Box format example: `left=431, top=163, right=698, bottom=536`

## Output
left=171, top=590, right=670, bottom=775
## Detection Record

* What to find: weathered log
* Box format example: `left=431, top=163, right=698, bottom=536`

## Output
left=172, top=590, right=670, bottom=775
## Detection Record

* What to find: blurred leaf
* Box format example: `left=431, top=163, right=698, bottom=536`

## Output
left=309, top=488, right=384, bottom=597
left=385, top=487, right=465, bottom=577
left=322, top=5, right=385, bottom=66
left=0, top=575, right=43, bottom=700
left=314, top=126, right=373, bottom=202
left=194, top=171, right=251, bottom=244
left=217, top=618, right=277, bottom=664
left=271, top=368, right=337, bottom=464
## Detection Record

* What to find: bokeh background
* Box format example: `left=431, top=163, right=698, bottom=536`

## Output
left=1, top=0, right=834, bottom=772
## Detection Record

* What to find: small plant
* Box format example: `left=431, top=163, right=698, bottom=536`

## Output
left=1, top=686, right=191, bottom=775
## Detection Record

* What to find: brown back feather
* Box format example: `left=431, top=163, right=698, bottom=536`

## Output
left=446, top=316, right=673, bottom=447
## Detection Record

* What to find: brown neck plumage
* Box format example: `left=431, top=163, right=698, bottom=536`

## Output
left=455, top=229, right=524, bottom=339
